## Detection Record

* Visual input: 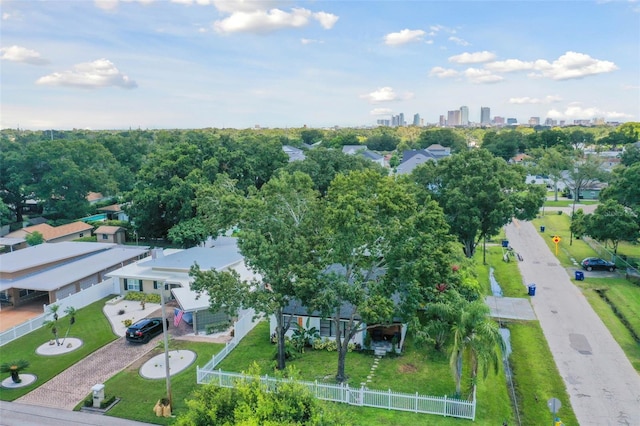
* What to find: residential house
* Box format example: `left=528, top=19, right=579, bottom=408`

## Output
left=95, top=226, right=127, bottom=244
left=97, top=203, right=129, bottom=222
left=342, top=145, right=385, bottom=168
left=395, top=145, right=452, bottom=175
left=0, top=237, right=27, bottom=253
left=0, top=242, right=149, bottom=306
left=282, top=145, right=306, bottom=162
left=5, top=221, right=94, bottom=243
left=106, top=237, right=260, bottom=334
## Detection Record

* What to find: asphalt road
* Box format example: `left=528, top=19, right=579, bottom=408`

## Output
left=506, top=220, right=640, bottom=426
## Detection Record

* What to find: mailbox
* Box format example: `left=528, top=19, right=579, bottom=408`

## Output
left=92, top=383, right=105, bottom=408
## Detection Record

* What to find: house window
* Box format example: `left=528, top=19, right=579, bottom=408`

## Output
left=153, top=281, right=158, bottom=289
left=283, top=314, right=303, bottom=329
left=102, top=234, right=108, bottom=240
left=79, top=233, right=84, bottom=238
left=319, top=319, right=346, bottom=338
left=126, top=279, right=143, bottom=291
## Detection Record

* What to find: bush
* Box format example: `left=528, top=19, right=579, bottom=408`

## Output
left=205, top=321, right=231, bottom=335
left=122, top=319, right=133, bottom=327
left=124, top=292, right=160, bottom=304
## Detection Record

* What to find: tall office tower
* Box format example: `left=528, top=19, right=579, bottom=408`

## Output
left=480, top=107, right=491, bottom=125
left=447, top=110, right=461, bottom=127
left=398, top=113, right=405, bottom=127
left=460, top=106, right=469, bottom=126
left=413, top=113, right=421, bottom=126
left=528, top=117, right=540, bottom=126
left=439, top=115, right=446, bottom=126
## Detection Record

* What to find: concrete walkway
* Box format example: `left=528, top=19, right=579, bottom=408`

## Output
left=505, top=220, right=640, bottom=426
left=0, top=401, right=156, bottom=425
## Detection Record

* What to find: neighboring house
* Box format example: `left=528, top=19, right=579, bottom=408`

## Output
left=5, top=221, right=94, bottom=243
left=26, top=217, right=48, bottom=226
left=86, top=192, right=109, bottom=204
left=0, top=237, right=27, bottom=253
left=561, top=170, right=608, bottom=200
left=270, top=300, right=406, bottom=354
left=0, top=242, right=149, bottom=306
left=342, top=145, right=366, bottom=155
left=510, top=153, right=532, bottom=164
left=342, top=145, right=386, bottom=168
left=425, top=144, right=451, bottom=158
left=95, top=226, right=127, bottom=244
left=395, top=150, right=439, bottom=175
left=282, top=145, right=306, bottom=162
left=97, top=203, right=129, bottom=222
left=106, top=237, right=261, bottom=334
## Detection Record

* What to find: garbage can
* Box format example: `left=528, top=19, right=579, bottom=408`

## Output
left=575, top=271, right=584, bottom=281
left=501, top=240, right=509, bottom=248
left=528, top=284, right=536, bottom=296
left=540, top=226, right=545, bottom=232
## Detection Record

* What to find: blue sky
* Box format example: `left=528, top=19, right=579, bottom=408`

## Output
left=1, top=0, right=638, bottom=130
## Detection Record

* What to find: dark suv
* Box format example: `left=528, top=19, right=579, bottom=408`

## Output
left=581, top=257, right=616, bottom=272
left=126, top=317, right=164, bottom=343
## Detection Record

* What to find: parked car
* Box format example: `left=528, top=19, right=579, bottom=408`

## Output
left=126, top=317, right=164, bottom=343
left=581, top=257, right=616, bottom=272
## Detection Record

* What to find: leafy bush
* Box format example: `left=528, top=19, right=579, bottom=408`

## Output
left=124, top=292, right=160, bottom=304
left=205, top=321, right=231, bottom=335
left=122, top=319, right=133, bottom=327
left=312, top=339, right=356, bottom=352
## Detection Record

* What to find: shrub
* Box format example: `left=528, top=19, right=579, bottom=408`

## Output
left=122, top=319, right=133, bottom=327
left=124, top=292, right=160, bottom=304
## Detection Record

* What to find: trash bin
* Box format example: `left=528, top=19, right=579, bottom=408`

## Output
left=575, top=271, right=584, bottom=281
left=540, top=226, right=545, bottom=232
left=528, top=284, right=536, bottom=296
left=501, top=240, right=509, bottom=248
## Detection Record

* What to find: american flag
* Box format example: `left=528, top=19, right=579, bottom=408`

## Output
left=174, top=309, right=184, bottom=327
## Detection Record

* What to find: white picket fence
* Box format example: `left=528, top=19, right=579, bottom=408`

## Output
left=199, top=308, right=260, bottom=370
left=0, top=279, right=117, bottom=346
left=196, top=368, right=476, bottom=420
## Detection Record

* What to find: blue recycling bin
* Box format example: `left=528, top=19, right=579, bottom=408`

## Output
left=575, top=271, right=584, bottom=281
left=540, top=226, right=545, bottom=232
left=528, top=284, right=536, bottom=296
left=501, top=240, right=509, bottom=248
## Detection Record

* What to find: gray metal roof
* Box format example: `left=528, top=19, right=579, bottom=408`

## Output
left=139, top=237, right=242, bottom=272
left=0, top=246, right=149, bottom=292
left=0, top=241, right=116, bottom=274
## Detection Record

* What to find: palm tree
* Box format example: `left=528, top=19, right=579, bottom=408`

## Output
left=61, top=306, right=77, bottom=345
left=48, top=304, right=60, bottom=321
left=1, top=360, right=30, bottom=383
left=449, top=299, right=504, bottom=397
left=44, top=320, right=60, bottom=345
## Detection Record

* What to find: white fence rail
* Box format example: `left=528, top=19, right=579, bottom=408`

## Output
left=199, top=308, right=260, bottom=371
left=196, top=368, right=476, bottom=420
left=0, top=279, right=117, bottom=346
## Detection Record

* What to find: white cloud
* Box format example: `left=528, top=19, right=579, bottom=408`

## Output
left=383, top=29, right=425, bottom=46
left=448, top=51, right=496, bottom=64
left=509, top=95, right=563, bottom=104
left=463, top=68, right=503, bottom=84
left=301, top=38, right=322, bottom=45
left=370, top=108, right=393, bottom=115
left=36, top=59, right=137, bottom=89
left=529, top=51, right=618, bottom=80
left=448, top=36, right=469, bottom=46
left=361, top=87, right=397, bottom=103
left=212, top=0, right=280, bottom=13
left=94, top=0, right=155, bottom=11
left=485, top=59, right=535, bottom=72
left=313, top=11, right=339, bottom=29
left=429, top=66, right=458, bottom=78
left=546, top=105, right=633, bottom=120
left=0, top=45, right=49, bottom=65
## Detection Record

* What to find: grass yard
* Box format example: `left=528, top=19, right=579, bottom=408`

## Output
left=0, top=297, right=118, bottom=401
left=95, top=340, right=224, bottom=425
left=543, top=200, right=599, bottom=207
left=508, top=321, right=578, bottom=426
left=533, top=213, right=598, bottom=267
left=476, top=245, right=529, bottom=297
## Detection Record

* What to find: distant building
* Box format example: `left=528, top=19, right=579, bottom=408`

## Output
left=439, top=115, right=446, bottom=127
left=480, top=107, right=491, bottom=125
left=460, top=106, right=469, bottom=126
left=447, top=110, right=461, bottom=127
left=6, top=222, right=94, bottom=243
left=412, top=113, right=421, bottom=126
left=493, top=116, right=505, bottom=125
left=506, top=118, right=517, bottom=125
left=528, top=117, right=540, bottom=126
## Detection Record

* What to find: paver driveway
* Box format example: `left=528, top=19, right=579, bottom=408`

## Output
left=506, top=220, right=640, bottom=426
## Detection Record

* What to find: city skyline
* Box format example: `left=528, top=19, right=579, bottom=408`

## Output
left=1, top=0, right=639, bottom=130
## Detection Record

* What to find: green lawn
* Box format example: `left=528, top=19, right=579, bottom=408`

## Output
left=543, top=199, right=599, bottom=207
left=533, top=213, right=599, bottom=266
left=0, top=297, right=118, bottom=401
left=96, top=340, right=224, bottom=425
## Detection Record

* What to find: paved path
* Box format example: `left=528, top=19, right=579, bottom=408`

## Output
left=15, top=335, right=160, bottom=410
left=505, top=220, right=640, bottom=426
left=0, top=401, right=157, bottom=425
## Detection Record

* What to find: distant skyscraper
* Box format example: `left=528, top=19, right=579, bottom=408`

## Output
left=460, top=106, right=469, bottom=126
left=506, top=118, right=517, bottom=125
left=399, top=113, right=405, bottom=126
left=480, top=107, right=490, bottom=125
left=413, top=113, right=421, bottom=126
left=447, top=110, right=461, bottom=127
left=528, top=117, right=540, bottom=126
left=439, top=115, right=446, bottom=126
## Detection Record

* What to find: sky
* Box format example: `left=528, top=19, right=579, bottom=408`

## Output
left=1, top=0, right=639, bottom=130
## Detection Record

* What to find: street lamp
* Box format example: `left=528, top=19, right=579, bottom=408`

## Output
left=160, top=281, right=172, bottom=409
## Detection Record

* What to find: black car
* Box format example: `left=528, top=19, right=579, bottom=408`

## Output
left=126, top=317, right=164, bottom=343
left=581, top=257, right=616, bottom=272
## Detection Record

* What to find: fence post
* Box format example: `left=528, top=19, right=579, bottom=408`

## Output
left=218, top=368, right=222, bottom=387
left=388, top=389, right=391, bottom=410
left=415, top=391, right=418, bottom=413
left=443, top=395, right=447, bottom=417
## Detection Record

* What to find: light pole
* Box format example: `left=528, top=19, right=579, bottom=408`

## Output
left=160, top=281, right=172, bottom=409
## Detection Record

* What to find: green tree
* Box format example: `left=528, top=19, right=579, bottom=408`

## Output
left=412, top=149, right=544, bottom=260
left=570, top=209, right=588, bottom=239
left=621, top=145, right=640, bottom=167
left=418, top=129, right=467, bottom=152
left=310, top=169, right=458, bottom=382
left=167, top=218, right=208, bottom=248
left=300, top=129, right=325, bottom=145
left=195, top=171, right=321, bottom=370
left=600, top=163, right=640, bottom=212
left=175, top=364, right=347, bottom=426
left=529, top=147, right=572, bottom=201
left=584, top=200, right=639, bottom=253
left=25, top=231, right=44, bottom=246
left=449, top=299, right=504, bottom=397
left=365, top=133, right=400, bottom=151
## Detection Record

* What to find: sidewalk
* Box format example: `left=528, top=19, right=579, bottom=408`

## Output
left=0, top=401, right=157, bottom=425
left=505, top=220, right=640, bottom=426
